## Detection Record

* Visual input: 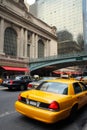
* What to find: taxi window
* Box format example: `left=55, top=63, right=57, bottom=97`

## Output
left=37, top=82, right=68, bottom=95
left=79, top=82, right=87, bottom=91
left=73, top=82, right=82, bottom=94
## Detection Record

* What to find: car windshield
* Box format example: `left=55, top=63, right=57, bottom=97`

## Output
left=37, top=82, right=68, bottom=95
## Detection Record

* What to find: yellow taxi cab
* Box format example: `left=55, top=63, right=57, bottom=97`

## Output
left=15, top=78, right=87, bottom=124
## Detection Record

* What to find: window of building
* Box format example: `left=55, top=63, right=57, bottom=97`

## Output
left=4, top=27, right=17, bottom=56
left=38, top=39, right=44, bottom=58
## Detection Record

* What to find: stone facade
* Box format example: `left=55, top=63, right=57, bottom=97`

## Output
left=0, top=0, right=57, bottom=77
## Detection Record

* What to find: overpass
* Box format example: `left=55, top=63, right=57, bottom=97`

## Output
left=29, top=52, right=87, bottom=76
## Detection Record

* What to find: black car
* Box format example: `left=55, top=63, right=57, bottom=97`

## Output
left=2, top=75, right=33, bottom=90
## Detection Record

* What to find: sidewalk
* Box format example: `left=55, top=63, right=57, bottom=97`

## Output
left=0, top=85, right=8, bottom=90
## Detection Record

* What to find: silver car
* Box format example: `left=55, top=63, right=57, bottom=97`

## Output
left=27, top=77, right=57, bottom=90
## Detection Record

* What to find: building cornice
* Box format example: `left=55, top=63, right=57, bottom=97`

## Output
left=0, top=3, right=57, bottom=41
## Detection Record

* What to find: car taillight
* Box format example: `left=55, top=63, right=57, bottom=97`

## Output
left=18, top=94, right=22, bottom=101
left=10, top=80, right=13, bottom=85
left=49, top=101, right=59, bottom=110
left=27, top=83, right=33, bottom=88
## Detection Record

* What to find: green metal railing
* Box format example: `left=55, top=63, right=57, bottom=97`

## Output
left=29, top=51, right=87, bottom=63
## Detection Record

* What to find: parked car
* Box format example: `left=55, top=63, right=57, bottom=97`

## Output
left=80, top=76, right=87, bottom=85
left=75, top=76, right=83, bottom=81
left=75, top=76, right=87, bottom=85
left=27, top=77, right=57, bottom=90
left=15, top=78, right=87, bottom=123
left=2, top=75, right=33, bottom=90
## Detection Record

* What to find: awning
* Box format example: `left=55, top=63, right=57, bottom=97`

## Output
left=53, top=71, right=82, bottom=75
left=2, top=66, right=29, bottom=72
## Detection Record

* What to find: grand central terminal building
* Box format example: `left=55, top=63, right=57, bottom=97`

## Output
left=0, top=0, right=57, bottom=78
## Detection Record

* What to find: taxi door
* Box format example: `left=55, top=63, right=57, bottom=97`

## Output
left=73, top=82, right=87, bottom=108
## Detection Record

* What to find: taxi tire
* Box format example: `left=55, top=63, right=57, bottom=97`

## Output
left=69, top=104, right=78, bottom=121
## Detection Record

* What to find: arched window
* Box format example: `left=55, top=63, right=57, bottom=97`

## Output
left=38, top=39, right=44, bottom=58
left=4, top=27, right=17, bottom=56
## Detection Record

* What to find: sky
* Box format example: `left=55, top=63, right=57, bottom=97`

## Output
left=26, top=0, right=35, bottom=5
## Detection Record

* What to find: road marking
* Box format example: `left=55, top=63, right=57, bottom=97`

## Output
left=0, top=111, right=17, bottom=118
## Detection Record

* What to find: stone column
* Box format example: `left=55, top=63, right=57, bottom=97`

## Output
left=44, top=40, right=47, bottom=57
left=47, top=40, right=50, bottom=56
left=44, top=39, right=50, bottom=57
left=34, top=34, right=38, bottom=58
left=30, top=33, right=35, bottom=59
left=24, top=29, right=28, bottom=58
left=20, top=27, right=24, bottom=57
left=17, top=32, right=20, bottom=57
left=0, top=18, right=4, bottom=54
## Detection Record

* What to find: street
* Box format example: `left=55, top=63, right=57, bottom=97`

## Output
left=0, top=86, right=87, bottom=130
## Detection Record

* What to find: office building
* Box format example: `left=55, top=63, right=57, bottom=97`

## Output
left=30, top=0, right=86, bottom=52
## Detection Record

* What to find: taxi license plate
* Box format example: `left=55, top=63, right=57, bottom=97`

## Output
left=29, top=101, right=37, bottom=106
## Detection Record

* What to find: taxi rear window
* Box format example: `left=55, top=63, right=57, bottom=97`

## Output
left=37, top=82, right=68, bottom=94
